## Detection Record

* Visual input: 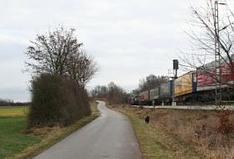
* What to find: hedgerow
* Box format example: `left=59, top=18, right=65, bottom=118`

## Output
left=27, top=73, right=91, bottom=128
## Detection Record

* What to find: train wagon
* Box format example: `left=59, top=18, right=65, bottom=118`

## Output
left=174, top=71, right=197, bottom=102
left=139, top=90, right=150, bottom=105
left=128, top=95, right=139, bottom=105
left=149, top=87, right=160, bottom=105
left=196, top=55, right=234, bottom=102
left=196, top=60, right=216, bottom=91
left=197, top=56, right=234, bottom=91
left=159, top=81, right=173, bottom=105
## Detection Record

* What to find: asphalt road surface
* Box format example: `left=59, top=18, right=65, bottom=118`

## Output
left=35, top=101, right=142, bottom=159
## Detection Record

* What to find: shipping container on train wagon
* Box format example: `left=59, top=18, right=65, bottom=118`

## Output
left=196, top=60, right=216, bottom=91
left=128, top=95, right=139, bottom=105
left=159, top=81, right=173, bottom=105
left=197, top=55, right=234, bottom=92
left=139, top=90, right=150, bottom=105
left=149, top=87, right=160, bottom=105
left=196, top=55, right=234, bottom=102
left=174, top=71, right=197, bottom=102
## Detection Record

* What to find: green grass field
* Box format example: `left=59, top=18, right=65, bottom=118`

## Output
left=0, top=106, right=41, bottom=158
left=0, top=117, right=41, bottom=159
left=0, top=104, right=99, bottom=159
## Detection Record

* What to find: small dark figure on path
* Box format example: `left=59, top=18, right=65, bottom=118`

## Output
left=145, top=115, right=150, bottom=124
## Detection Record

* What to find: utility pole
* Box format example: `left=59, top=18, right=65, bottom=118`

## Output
left=214, top=0, right=226, bottom=105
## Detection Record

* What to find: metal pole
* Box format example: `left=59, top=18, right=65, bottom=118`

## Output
left=214, top=0, right=218, bottom=104
left=214, top=0, right=222, bottom=105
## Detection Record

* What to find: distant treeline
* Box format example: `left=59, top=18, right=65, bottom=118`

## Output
left=0, top=99, right=30, bottom=106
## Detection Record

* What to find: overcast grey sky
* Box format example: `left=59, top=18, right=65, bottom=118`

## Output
left=0, top=0, right=232, bottom=102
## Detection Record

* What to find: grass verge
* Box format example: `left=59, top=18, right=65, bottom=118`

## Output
left=114, top=106, right=203, bottom=159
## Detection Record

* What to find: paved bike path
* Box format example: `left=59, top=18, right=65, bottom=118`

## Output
left=35, top=101, right=142, bottom=159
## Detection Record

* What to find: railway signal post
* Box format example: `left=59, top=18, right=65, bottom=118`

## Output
left=172, top=59, right=179, bottom=106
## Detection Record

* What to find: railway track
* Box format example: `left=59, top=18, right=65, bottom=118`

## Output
left=132, top=105, right=234, bottom=110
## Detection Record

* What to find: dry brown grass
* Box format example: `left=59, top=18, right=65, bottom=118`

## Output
left=116, top=105, right=234, bottom=159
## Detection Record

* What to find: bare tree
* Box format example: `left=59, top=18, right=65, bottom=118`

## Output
left=181, top=0, right=234, bottom=79
left=90, top=85, right=108, bottom=98
left=90, top=82, right=129, bottom=104
left=139, top=74, right=168, bottom=91
left=107, top=82, right=128, bottom=104
left=66, top=50, right=99, bottom=86
left=179, top=0, right=234, bottom=102
left=26, top=27, right=81, bottom=75
left=25, top=26, right=98, bottom=86
left=178, top=1, right=234, bottom=137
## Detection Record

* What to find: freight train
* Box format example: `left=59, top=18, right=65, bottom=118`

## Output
left=129, top=56, right=234, bottom=106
